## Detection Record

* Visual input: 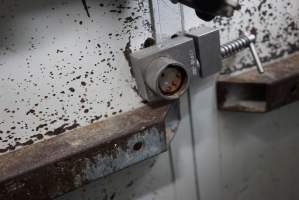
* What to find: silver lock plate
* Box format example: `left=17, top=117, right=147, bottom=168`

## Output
left=186, top=27, right=223, bottom=77
left=130, top=36, right=197, bottom=102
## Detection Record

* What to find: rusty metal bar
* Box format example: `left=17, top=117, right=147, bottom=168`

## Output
left=217, top=52, right=299, bottom=113
left=0, top=103, right=175, bottom=200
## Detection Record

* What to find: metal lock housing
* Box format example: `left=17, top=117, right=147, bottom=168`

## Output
left=130, top=36, right=197, bottom=103
left=129, top=26, right=262, bottom=103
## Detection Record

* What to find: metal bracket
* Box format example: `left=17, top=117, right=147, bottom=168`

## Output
left=217, top=53, right=299, bottom=113
left=0, top=103, right=180, bottom=199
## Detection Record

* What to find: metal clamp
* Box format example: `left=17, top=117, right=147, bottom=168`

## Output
left=130, top=28, right=265, bottom=103
left=221, top=34, right=265, bottom=73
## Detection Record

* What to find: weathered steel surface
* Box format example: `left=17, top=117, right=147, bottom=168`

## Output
left=0, top=103, right=173, bottom=200
left=217, top=52, right=299, bottom=112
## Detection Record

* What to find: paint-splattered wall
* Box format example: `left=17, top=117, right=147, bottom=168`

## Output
left=0, top=0, right=151, bottom=154
left=183, top=0, right=299, bottom=73
left=1, top=0, right=299, bottom=199
left=58, top=0, right=299, bottom=199
left=1, top=0, right=298, bottom=154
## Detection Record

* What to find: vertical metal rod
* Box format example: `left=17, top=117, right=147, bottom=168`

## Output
left=180, top=4, right=201, bottom=200
left=179, top=4, right=186, bottom=34
left=187, top=89, right=201, bottom=200
left=152, top=0, right=163, bottom=43
left=148, top=0, right=158, bottom=41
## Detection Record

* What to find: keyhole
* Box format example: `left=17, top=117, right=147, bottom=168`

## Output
left=158, top=65, right=186, bottom=96
left=133, top=141, right=143, bottom=151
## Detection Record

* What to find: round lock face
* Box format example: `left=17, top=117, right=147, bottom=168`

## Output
left=158, top=65, right=186, bottom=96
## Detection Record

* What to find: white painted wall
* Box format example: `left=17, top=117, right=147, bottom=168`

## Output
left=0, top=0, right=151, bottom=154
left=183, top=0, right=299, bottom=73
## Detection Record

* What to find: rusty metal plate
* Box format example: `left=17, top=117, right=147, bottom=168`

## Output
left=0, top=103, right=176, bottom=200
left=217, top=52, right=299, bottom=113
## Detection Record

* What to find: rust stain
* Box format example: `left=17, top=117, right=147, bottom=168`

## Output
left=0, top=103, right=171, bottom=200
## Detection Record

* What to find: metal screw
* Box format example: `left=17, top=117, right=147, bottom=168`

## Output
left=221, top=34, right=265, bottom=74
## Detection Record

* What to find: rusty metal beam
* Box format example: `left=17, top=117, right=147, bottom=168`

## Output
left=0, top=103, right=175, bottom=200
left=217, top=52, right=299, bottom=113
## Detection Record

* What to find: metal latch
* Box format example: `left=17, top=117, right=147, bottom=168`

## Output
left=129, top=26, right=264, bottom=103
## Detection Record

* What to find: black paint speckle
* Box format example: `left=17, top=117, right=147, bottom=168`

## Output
left=0, top=0, right=152, bottom=154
